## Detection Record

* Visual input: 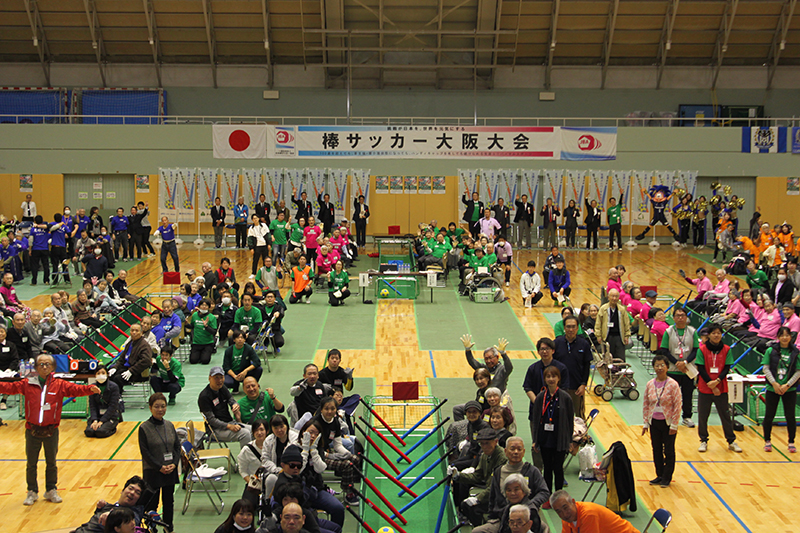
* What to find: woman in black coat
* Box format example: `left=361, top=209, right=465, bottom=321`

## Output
left=562, top=199, right=580, bottom=248
left=85, top=365, right=121, bottom=438
left=530, top=366, right=574, bottom=492
left=770, top=266, right=796, bottom=306
left=584, top=197, right=602, bottom=250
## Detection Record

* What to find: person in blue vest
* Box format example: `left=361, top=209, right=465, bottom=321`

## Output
left=153, top=299, right=182, bottom=349
left=0, top=236, right=22, bottom=282
left=234, top=196, right=249, bottom=249
left=154, top=216, right=180, bottom=274
left=110, top=207, right=130, bottom=262
left=29, top=216, right=50, bottom=286
left=49, top=213, right=71, bottom=284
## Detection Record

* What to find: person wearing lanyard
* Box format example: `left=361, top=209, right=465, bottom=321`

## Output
left=762, top=326, right=800, bottom=453
left=109, top=207, right=130, bottom=262
left=530, top=366, right=573, bottom=494
left=154, top=216, right=180, bottom=274
left=658, top=306, right=699, bottom=428
left=138, top=392, right=180, bottom=532
left=642, top=354, right=682, bottom=488
left=696, top=325, right=742, bottom=453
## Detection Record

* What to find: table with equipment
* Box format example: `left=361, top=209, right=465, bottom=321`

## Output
left=359, top=269, right=440, bottom=303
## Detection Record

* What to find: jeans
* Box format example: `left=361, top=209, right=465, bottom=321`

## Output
left=160, top=241, right=180, bottom=273
left=308, top=486, right=345, bottom=527
left=763, top=390, right=797, bottom=443
left=272, top=243, right=287, bottom=264
left=26, top=427, right=59, bottom=493
left=697, top=391, right=736, bottom=444
left=649, top=418, right=676, bottom=482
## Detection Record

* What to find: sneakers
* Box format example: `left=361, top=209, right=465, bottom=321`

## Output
left=0, top=401, right=6, bottom=410
left=789, top=443, right=797, bottom=453
left=698, top=441, right=708, bottom=453
left=764, top=441, right=772, bottom=452
left=345, top=492, right=359, bottom=506
left=681, top=418, right=695, bottom=428
left=505, top=281, right=510, bottom=287
left=43, top=489, right=62, bottom=503
left=23, top=491, right=37, bottom=506
left=249, top=274, right=255, bottom=280
left=304, top=295, right=311, bottom=304
left=649, top=477, right=662, bottom=485
left=168, top=397, right=176, bottom=406
left=728, top=442, right=743, bottom=453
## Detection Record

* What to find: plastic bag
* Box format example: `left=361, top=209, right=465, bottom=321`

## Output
left=578, top=444, right=598, bottom=477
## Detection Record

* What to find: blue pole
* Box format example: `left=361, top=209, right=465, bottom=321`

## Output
left=397, top=437, right=447, bottom=479
left=695, top=315, right=711, bottom=333
left=399, top=453, right=449, bottom=496
left=393, top=475, right=452, bottom=518
left=397, top=417, right=450, bottom=463
left=400, top=400, right=448, bottom=440
left=434, top=481, right=451, bottom=533
left=732, top=345, right=755, bottom=367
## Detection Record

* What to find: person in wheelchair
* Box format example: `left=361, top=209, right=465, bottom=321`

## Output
left=459, top=247, right=491, bottom=293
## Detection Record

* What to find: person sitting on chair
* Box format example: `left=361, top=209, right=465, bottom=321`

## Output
left=85, top=365, right=121, bottom=439
left=260, top=290, right=286, bottom=351
left=448, top=428, right=508, bottom=526
left=223, top=330, right=263, bottom=393
left=237, top=376, right=284, bottom=425
left=108, top=323, right=153, bottom=392
left=290, top=364, right=333, bottom=418
left=452, top=335, right=513, bottom=421
left=232, top=293, right=264, bottom=345
left=153, top=299, right=182, bottom=348
left=198, top=366, right=252, bottom=447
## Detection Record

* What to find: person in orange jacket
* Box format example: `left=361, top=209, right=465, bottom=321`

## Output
left=776, top=224, right=795, bottom=256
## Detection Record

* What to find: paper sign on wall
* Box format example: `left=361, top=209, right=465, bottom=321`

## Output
left=93, top=182, right=103, bottom=190
left=93, top=192, right=102, bottom=199
left=106, top=191, right=116, bottom=199
left=78, top=192, right=88, bottom=199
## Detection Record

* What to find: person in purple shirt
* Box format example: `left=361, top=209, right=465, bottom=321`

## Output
left=494, top=235, right=513, bottom=287
left=62, top=206, right=76, bottom=261
left=155, top=299, right=182, bottom=348
left=49, top=213, right=71, bottom=284
left=70, top=208, right=91, bottom=275
left=477, top=209, right=502, bottom=239
left=110, top=207, right=130, bottom=262
left=29, top=216, right=51, bottom=286
left=13, top=231, right=30, bottom=273
left=154, top=217, right=180, bottom=274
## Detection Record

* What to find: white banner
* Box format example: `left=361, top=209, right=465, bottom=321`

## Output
left=307, top=168, right=326, bottom=210
left=458, top=169, right=479, bottom=197
left=481, top=169, right=500, bottom=205
left=221, top=169, right=239, bottom=212
left=175, top=168, right=195, bottom=223
left=543, top=170, right=564, bottom=209
left=213, top=124, right=267, bottom=159
left=633, top=171, right=651, bottom=224
left=351, top=169, right=371, bottom=221
left=159, top=168, right=178, bottom=220
left=673, top=170, right=698, bottom=199
left=560, top=127, right=618, bottom=161
left=612, top=171, right=631, bottom=225
left=329, top=168, right=348, bottom=221
left=197, top=168, right=218, bottom=223
left=242, top=168, right=263, bottom=212
left=268, top=125, right=562, bottom=159
left=264, top=168, right=282, bottom=206
left=588, top=170, right=609, bottom=206
left=565, top=170, right=585, bottom=207
left=284, top=168, right=304, bottom=208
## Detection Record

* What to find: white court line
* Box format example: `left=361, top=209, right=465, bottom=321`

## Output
left=375, top=476, right=434, bottom=480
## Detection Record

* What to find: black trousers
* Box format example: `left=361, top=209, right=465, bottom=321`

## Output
left=692, top=220, right=707, bottom=246
left=141, top=227, right=156, bottom=254
left=329, top=288, right=351, bottom=307
left=26, top=427, right=59, bottom=493
left=30, top=249, right=50, bottom=284
left=113, top=231, right=129, bottom=259
left=670, top=372, right=695, bottom=419
left=679, top=219, right=691, bottom=244
left=252, top=246, right=269, bottom=275
left=160, top=241, right=180, bottom=273
left=540, top=447, right=567, bottom=492
left=550, top=286, right=572, bottom=302
left=586, top=225, right=599, bottom=249
left=128, top=232, right=143, bottom=259
left=649, top=418, right=676, bottom=483
left=609, top=223, right=622, bottom=248
left=565, top=226, right=577, bottom=247
left=190, top=343, right=215, bottom=365
left=144, top=484, right=176, bottom=530
left=355, top=219, right=367, bottom=247
left=235, top=224, right=247, bottom=248
left=698, top=392, right=736, bottom=444
left=763, top=390, right=797, bottom=443
left=49, top=246, right=70, bottom=283
left=150, top=378, right=183, bottom=400
left=289, top=287, right=313, bottom=303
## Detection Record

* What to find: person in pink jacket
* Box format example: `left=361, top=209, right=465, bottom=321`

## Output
left=642, top=354, right=682, bottom=488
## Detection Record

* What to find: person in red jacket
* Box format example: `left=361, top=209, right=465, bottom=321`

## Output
left=0, top=353, right=100, bottom=506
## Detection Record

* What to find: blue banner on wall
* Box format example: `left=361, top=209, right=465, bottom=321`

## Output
left=741, top=126, right=787, bottom=153
left=792, top=127, right=800, bottom=154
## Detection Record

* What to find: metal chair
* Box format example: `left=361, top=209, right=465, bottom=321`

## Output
left=121, top=374, right=152, bottom=409
left=564, top=408, right=600, bottom=470
left=643, top=508, right=673, bottom=532
left=180, top=440, right=226, bottom=515
left=189, top=419, right=235, bottom=480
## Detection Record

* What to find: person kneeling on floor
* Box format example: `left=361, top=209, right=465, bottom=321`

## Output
left=85, top=365, right=122, bottom=439
left=150, top=344, right=185, bottom=406
left=223, top=330, right=263, bottom=393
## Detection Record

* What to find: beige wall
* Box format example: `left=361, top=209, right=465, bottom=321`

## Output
left=755, top=177, right=800, bottom=230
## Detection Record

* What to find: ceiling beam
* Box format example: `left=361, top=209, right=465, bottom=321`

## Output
left=379, top=0, right=384, bottom=89
left=655, top=0, right=680, bottom=89
left=261, top=0, right=273, bottom=88
left=766, top=0, right=797, bottom=88
left=711, top=0, right=739, bottom=89
left=545, top=0, right=561, bottom=90
left=306, top=29, right=515, bottom=35
left=142, top=0, right=162, bottom=87
left=201, top=0, right=218, bottom=88
left=22, top=0, right=51, bottom=86
left=82, top=0, right=107, bottom=87
left=600, top=0, right=619, bottom=89
left=435, top=0, right=444, bottom=89
left=511, top=0, right=523, bottom=70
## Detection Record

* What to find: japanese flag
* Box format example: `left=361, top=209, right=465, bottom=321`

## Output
left=213, top=125, right=267, bottom=159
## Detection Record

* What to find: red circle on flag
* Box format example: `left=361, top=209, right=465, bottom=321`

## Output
left=229, top=130, right=251, bottom=152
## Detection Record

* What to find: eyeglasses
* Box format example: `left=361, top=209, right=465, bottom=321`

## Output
left=37, top=362, right=52, bottom=368
left=287, top=463, right=302, bottom=469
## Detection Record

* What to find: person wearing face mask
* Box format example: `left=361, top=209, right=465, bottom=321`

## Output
left=771, top=266, right=796, bottom=306
left=214, top=290, right=238, bottom=340
left=93, top=226, right=115, bottom=269
left=85, top=365, right=121, bottom=439
left=188, top=298, right=218, bottom=365
left=80, top=243, right=109, bottom=281
left=150, top=345, right=185, bottom=406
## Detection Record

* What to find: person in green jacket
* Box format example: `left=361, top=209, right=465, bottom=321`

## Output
left=150, top=345, right=185, bottom=405
left=223, top=330, right=262, bottom=392
left=553, top=306, right=585, bottom=338
left=269, top=211, right=290, bottom=264
left=288, top=217, right=305, bottom=253
left=607, top=193, right=624, bottom=251
left=746, top=260, right=770, bottom=293
left=237, top=375, right=284, bottom=425
left=419, top=233, right=451, bottom=270
left=468, top=247, right=491, bottom=269
left=233, top=293, right=264, bottom=344
left=446, top=222, right=466, bottom=247
left=327, top=260, right=351, bottom=307
left=189, top=298, right=218, bottom=364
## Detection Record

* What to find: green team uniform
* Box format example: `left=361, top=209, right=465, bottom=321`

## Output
left=447, top=228, right=466, bottom=243
left=154, top=356, right=186, bottom=387
left=328, top=270, right=350, bottom=292
left=485, top=252, right=497, bottom=265
left=762, top=346, right=796, bottom=392
left=270, top=219, right=289, bottom=245
left=607, top=203, right=622, bottom=225
left=238, top=393, right=279, bottom=424
left=429, top=241, right=452, bottom=259
left=289, top=223, right=304, bottom=243
left=234, top=306, right=263, bottom=331
left=746, top=269, right=770, bottom=291
left=468, top=255, right=490, bottom=269
left=190, top=312, right=218, bottom=345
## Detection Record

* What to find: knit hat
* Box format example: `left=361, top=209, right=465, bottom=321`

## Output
left=281, top=445, right=303, bottom=465
left=464, top=400, right=482, bottom=413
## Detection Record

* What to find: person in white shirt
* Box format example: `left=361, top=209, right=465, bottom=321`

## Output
left=520, top=260, right=543, bottom=308
left=21, top=194, right=36, bottom=222
left=248, top=214, right=271, bottom=278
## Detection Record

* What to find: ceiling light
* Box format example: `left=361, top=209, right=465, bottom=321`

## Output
left=33, top=36, right=38, bottom=47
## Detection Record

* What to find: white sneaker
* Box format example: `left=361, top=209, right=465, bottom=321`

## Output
left=0, top=401, right=6, bottom=410
left=23, top=491, right=37, bottom=506
left=43, top=489, right=62, bottom=503
left=682, top=418, right=695, bottom=428
left=698, top=441, right=708, bottom=452
left=505, top=282, right=509, bottom=287
left=728, top=442, right=742, bottom=453
left=249, top=274, right=255, bottom=280
left=304, top=296, right=311, bottom=304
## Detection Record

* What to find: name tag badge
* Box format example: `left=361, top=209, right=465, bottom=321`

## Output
left=212, top=398, right=220, bottom=406
left=334, top=379, right=342, bottom=386
left=303, top=274, right=309, bottom=281
left=315, top=388, right=323, bottom=395
left=544, top=423, right=555, bottom=432
left=22, top=337, right=28, bottom=343
left=607, top=322, right=614, bottom=329
left=329, top=431, right=335, bottom=440
left=710, top=367, right=719, bottom=374
left=43, top=403, right=51, bottom=411
left=163, top=453, right=173, bottom=462
left=1, top=347, right=8, bottom=352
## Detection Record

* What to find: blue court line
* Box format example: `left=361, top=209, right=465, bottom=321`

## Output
left=429, top=350, right=437, bottom=378
left=511, top=259, right=524, bottom=274
left=688, top=461, right=753, bottom=533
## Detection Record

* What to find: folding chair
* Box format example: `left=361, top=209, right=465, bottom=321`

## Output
left=564, top=408, right=600, bottom=470
left=180, top=441, right=226, bottom=515
left=189, top=419, right=236, bottom=478
left=643, top=508, right=673, bottom=532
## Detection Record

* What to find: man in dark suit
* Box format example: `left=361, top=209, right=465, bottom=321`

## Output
left=255, top=194, right=271, bottom=223
left=540, top=198, right=560, bottom=250
left=210, top=197, right=226, bottom=249
left=291, top=189, right=312, bottom=222
left=353, top=195, right=370, bottom=249
left=462, top=190, right=484, bottom=239
left=318, top=193, right=335, bottom=236
left=514, top=194, right=534, bottom=249
left=491, top=198, right=511, bottom=240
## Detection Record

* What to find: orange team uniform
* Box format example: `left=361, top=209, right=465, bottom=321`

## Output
left=291, top=265, right=313, bottom=294
left=776, top=231, right=795, bottom=255
left=738, top=236, right=760, bottom=263
left=561, top=502, right=640, bottom=533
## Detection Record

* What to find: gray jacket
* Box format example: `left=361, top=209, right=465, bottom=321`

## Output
left=466, top=349, right=513, bottom=392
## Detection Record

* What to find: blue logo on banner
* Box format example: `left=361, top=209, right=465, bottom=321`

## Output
left=793, top=127, right=800, bottom=154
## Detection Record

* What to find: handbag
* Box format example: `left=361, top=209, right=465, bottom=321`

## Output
left=247, top=235, right=257, bottom=250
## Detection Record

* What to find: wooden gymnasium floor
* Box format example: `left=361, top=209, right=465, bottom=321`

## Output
left=3, top=241, right=796, bottom=533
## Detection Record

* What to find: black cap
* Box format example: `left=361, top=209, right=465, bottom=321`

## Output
left=281, top=445, right=303, bottom=465
left=644, top=290, right=657, bottom=298
left=464, top=400, right=482, bottom=413
left=476, top=428, right=498, bottom=441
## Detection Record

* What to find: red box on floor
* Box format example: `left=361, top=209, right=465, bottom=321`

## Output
left=163, top=271, right=181, bottom=285
left=392, top=381, right=419, bottom=401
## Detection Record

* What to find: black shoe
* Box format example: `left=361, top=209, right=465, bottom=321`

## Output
left=649, top=477, right=662, bottom=485
left=660, top=480, right=671, bottom=488
left=635, top=233, right=645, bottom=241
